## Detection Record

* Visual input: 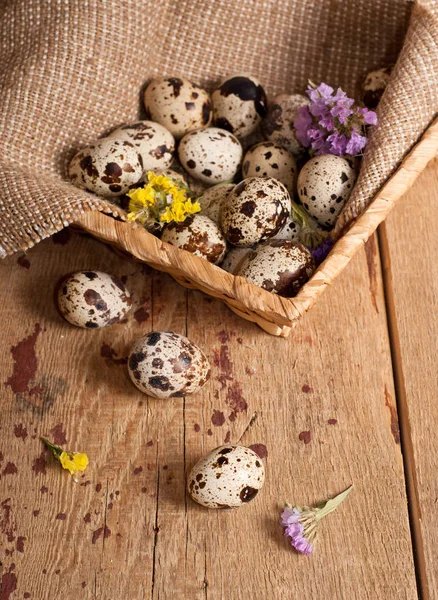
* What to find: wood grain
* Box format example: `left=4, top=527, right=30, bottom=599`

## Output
left=0, top=224, right=418, bottom=599
left=382, top=156, right=438, bottom=599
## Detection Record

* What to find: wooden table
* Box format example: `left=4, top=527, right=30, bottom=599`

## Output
left=0, top=158, right=437, bottom=600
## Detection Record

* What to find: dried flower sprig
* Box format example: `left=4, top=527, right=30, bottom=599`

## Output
left=126, top=171, right=201, bottom=230
left=290, top=201, right=328, bottom=250
left=294, top=82, right=377, bottom=157
left=281, top=485, right=353, bottom=555
left=41, top=437, right=89, bottom=481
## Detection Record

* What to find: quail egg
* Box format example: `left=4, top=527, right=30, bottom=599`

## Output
left=270, top=215, right=302, bottom=241
left=128, top=331, right=211, bottom=398
left=69, top=138, right=143, bottom=196
left=178, top=127, right=243, bottom=184
left=161, top=214, right=227, bottom=265
left=242, top=142, right=297, bottom=194
left=220, top=247, right=254, bottom=274
left=212, top=73, right=267, bottom=138
left=361, top=66, right=392, bottom=108
left=238, top=240, right=314, bottom=297
left=57, top=271, right=131, bottom=328
left=297, top=154, right=356, bottom=229
left=221, top=177, right=291, bottom=247
left=263, top=93, right=310, bottom=155
left=187, top=445, right=265, bottom=508
left=108, top=121, right=175, bottom=172
left=198, top=183, right=235, bottom=224
left=144, top=76, right=212, bottom=139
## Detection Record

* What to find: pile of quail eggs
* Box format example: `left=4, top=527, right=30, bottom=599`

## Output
left=69, top=73, right=361, bottom=299
left=56, top=269, right=265, bottom=509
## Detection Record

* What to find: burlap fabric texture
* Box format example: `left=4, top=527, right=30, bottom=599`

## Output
left=0, top=0, right=436, bottom=257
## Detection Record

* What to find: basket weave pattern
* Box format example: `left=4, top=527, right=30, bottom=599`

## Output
left=0, top=0, right=437, bottom=335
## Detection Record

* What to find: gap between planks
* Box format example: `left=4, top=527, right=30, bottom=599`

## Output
left=378, top=222, right=429, bottom=600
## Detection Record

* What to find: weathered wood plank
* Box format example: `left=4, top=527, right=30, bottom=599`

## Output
left=382, top=157, right=438, bottom=599
left=0, top=225, right=417, bottom=599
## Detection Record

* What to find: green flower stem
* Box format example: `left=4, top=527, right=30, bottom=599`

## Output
left=40, top=437, right=63, bottom=459
left=291, top=201, right=328, bottom=249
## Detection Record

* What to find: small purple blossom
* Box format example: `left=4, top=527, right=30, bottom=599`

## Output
left=281, top=486, right=353, bottom=556
left=294, top=82, right=377, bottom=157
left=311, top=237, right=334, bottom=264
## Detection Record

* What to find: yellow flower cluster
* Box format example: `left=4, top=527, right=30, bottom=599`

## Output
left=60, top=451, right=89, bottom=475
left=126, top=171, right=200, bottom=225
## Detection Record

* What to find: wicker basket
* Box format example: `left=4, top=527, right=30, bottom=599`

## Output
left=0, top=1, right=437, bottom=336
left=74, top=118, right=438, bottom=337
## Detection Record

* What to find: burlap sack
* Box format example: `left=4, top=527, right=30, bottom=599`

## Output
left=0, top=0, right=436, bottom=258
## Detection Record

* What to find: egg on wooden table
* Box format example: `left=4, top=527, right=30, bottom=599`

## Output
left=178, top=127, right=243, bottom=184
left=57, top=271, right=131, bottom=328
left=212, top=73, right=268, bottom=138
left=144, top=76, right=212, bottom=139
left=107, top=121, right=175, bottom=172
left=187, top=445, right=265, bottom=508
left=242, top=141, right=297, bottom=194
left=238, top=240, right=315, bottom=297
left=263, top=93, right=310, bottom=155
left=161, top=214, right=227, bottom=265
left=198, top=183, right=235, bottom=224
left=128, top=331, right=211, bottom=398
left=297, top=154, right=356, bottom=229
left=221, top=177, right=291, bottom=247
left=69, top=138, right=143, bottom=196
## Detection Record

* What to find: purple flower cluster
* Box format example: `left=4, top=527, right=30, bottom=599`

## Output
left=281, top=507, right=313, bottom=555
left=294, top=82, right=377, bottom=157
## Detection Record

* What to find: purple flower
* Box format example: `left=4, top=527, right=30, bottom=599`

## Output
left=293, top=81, right=378, bottom=157
left=280, top=486, right=353, bottom=556
left=311, top=238, right=334, bottom=264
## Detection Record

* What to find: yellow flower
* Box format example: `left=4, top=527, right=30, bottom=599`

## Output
left=59, top=451, right=89, bottom=475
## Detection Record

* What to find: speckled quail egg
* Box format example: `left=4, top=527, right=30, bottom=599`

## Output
left=242, top=142, right=297, bottom=194
left=161, top=214, right=227, bottom=265
left=238, top=240, right=314, bottom=297
left=212, top=74, right=267, bottom=138
left=187, top=445, right=265, bottom=509
left=361, top=66, right=392, bottom=108
left=297, top=154, right=356, bottom=229
left=144, top=76, right=212, bottom=139
left=263, top=93, right=310, bottom=155
left=108, top=121, right=175, bottom=172
left=270, top=215, right=302, bottom=241
left=69, top=138, right=143, bottom=196
left=57, top=271, right=131, bottom=328
left=178, top=127, right=243, bottom=184
left=128, top=331, right=211, bottom=398
left=221, top=177, right=291, bottom=247
left=198, top=183, right=235, bottom=224
left=220, top=247, right=254, bottom=274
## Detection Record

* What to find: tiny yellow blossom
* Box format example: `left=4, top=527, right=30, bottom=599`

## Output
left=60, top=451, right=89, bottom=475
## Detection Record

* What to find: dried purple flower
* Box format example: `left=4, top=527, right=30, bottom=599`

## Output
left=281, top=485, right=353, bottom=555
left=294, top=82, right=377, bottom=157
left=311, top=237, right=334, bottom=264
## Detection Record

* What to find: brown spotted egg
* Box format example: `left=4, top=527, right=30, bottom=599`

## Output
left=69, top=138, right=143, bottom=197
left=270, top=215, right=302, bottom=242
left=144, top=76, right=212, bottom=139
left=128, top=331, right=211, bottom=398
left=107, top=121, right=175, bottom=172
left=263, top=93, right=310, bottom=155
left=238, top=240, right=315, bottom=297
left=178, top=127, right=243, bottom=184
left=212, top=74, right=267, bottom=138
left=161, top=214, right=227, bottom=265
left=361, top=66, right=392, bottom=109
left=187, top=445, right=265, bottom=509
left=297, top=154, right=356, bottom=229
left=57, top=271, right=131, bottom=328
left=198, top=183, right=235, bottom=224
left=242, top=142, right=297, bottom=194
left=220, top=247, right=254, bottom=274
left=221, top=177, right=291, bottom=247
